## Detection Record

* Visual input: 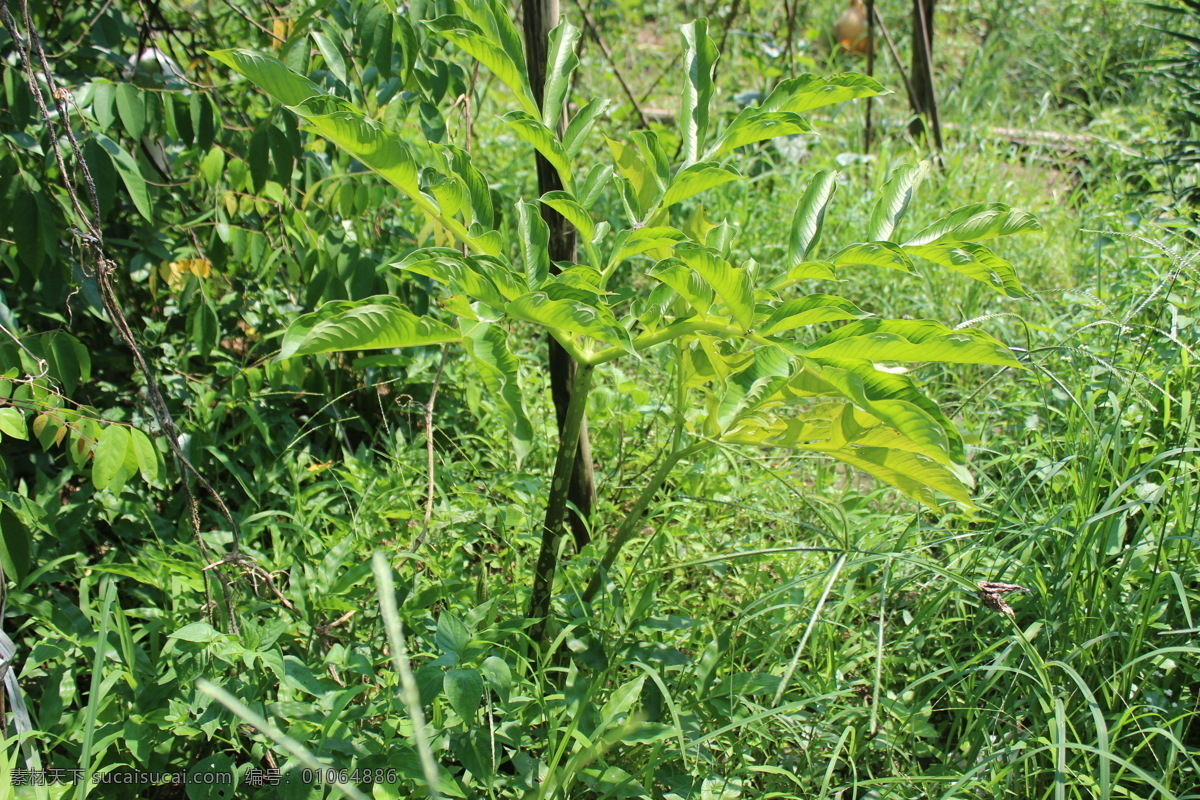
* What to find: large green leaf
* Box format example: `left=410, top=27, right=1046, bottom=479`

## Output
left=788, top=170, right=839, bottom=265
left=903, top=203, right=1043, bottom=246
left=831, top=242, right=913, bottom=272
left=506, top=293, right=631, bottom=352
left=611, top=227, right=685, bottom=265
left=677, top=244, right=755, bottom=330
left=867, top=162, right=928, bottom=242
left=516, top=201, right=550, bottom=288
left=804, top=319, right=1022, bottom=367
left=502, top=111, right=573, bottom=189
left=607, top=137, right=664, bottom=217
left=541, top=191, right=596, bottom=241
left=905, top=241, right=1027, bottom=297
left=460, top=320, right=533, bottom=465
left=756, top=294, right=868, bottom=336
left=680, top=20, right=719, bottom=165
left=427, top=16, right=540, bottom=118
left=281, top=297, right=460, bottom=359
left=542, top=21, right=581, bottom=130
left=208, top=48, right=324, bottom=105
left=92, top=424, right=138, bottom=493
left=707, top=110, right=813, bottom=159
left=757, top=73, right=885, bottom=114
left=661, top=162, right=741, bottom=208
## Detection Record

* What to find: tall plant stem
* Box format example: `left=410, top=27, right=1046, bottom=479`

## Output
left=527, top=364, right=595, bottom=646
left=582, top=441, right=711, bottom=603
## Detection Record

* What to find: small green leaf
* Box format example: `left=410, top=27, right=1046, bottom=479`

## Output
left=0, top=504, right=31, bottom=583
left=611, top=226, right=685, bottom=264
left=708, top=110, right=812, bottom=159
left=0, top=407, right=27, bottom=440
left=460, top=319, right=533, bottom=465
left=506, top=292, right=630, bottom=351
left=502, top=111, right=572, bottom=189
left=427, top=16, right=540, bottom=118
left=832, top=242, right=913, bottom=272
left=563, top=98, right=611, bottom=158
left=677, top=244, right=755, bottom=330
left=905, top=241, right=1027, bottom=297
left=661, top=162, right=740, bottom=208
left=481, top=655, right=512, bottom=704
left=444, top=668, right=484, bottom=721
left=92, top=424, right=137, bottom=493
left=311, top=30, right=349, bottom=84
left=517, top=200, right=551, bottom=288
left=94, top=135, right=153, bottom=221
left=170, top=621, right=226, bottom=643
left=281, top=296, right=460, bottom=359
left=788, top=170, right=838, bottom=265
left=757, top=294, right=868, bottom=336
left=130, top=427, right=159, bottom=483
left=680, top=20, right=719, bottom=165
left=115, top=83, right=145, bottom=140
left=867, top=162, right=928, bottom=242
left=757, top=73, right=885, bottom=114
left=436, top=613, right=471, bottom=658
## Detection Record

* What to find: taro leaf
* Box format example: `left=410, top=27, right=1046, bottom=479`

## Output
left=444, top=668, right=485, bottom=721
left=788, top=169, right=838, bottom=265
left=680, top=20, right=718, bottom=165
left=905, top=241, right=1027, bottom=297
left=867, top=162, right=928, bottom=242
left=661, top=162, right=740, bottom=209
left=460, top=319, right=533, bottom=465
left=280, top=296, right=460, bottom=359
left=803, top=319, right=1022, bottom=367
left=903, top=202, right=1042, bottom=246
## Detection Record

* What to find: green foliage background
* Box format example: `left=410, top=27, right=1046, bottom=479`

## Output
left=0, top=0, right=1197, bottom=798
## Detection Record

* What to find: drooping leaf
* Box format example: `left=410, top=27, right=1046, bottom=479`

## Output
left=312, top=30, right=349, bottom=84
left=867, top=162, right=928, bottom=242
left=831, top=241, right=913, bottom=272
left=280, top=296, right=460, bottom=359
left=905, top=241, right=1027, bottom=297
left=506, top=292, right=630, bottom=351
left=0, top=504, right=31, bottom=583
left=756, top=294, right=869, bottom=335
left=707, top=110, right=812, bottom=159
left=804, top=319, right=1022, bottom=367
left=208, top=48, right=324, bottom=105
left=542, top=21, right=581, bottom=130
left=677, top=244, right=755, bottom=330
left=607, top=137, right=663, bottom=217
left=903, top=202, right=1043, bottom=246
left=115, top=83, right=145, bottom=140
left=427, top=15, right=540, bottom=118
left=93, top=135, right=153, bottom=221
left=757, top=73, right=885, bottom=114
left=788, top=169, right=839, bottom=265
left=679, top=20, right=719, bottom=165
left=502, top=111, right=573, bottom=189
left=661, top=162, right=741, bottom=209
left=460, top=320, right=533, bottom=465
left=540, top=191, right=596, bottom=241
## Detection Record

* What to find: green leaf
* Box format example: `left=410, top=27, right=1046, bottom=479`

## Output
left=563, top=98, right=611, bottom=158
left=281, top=296, right=460, bottom=359
left=208, top=48, right=324, bottom=105
left=92, top=424, right=137, bottom=493
left=436, top=612, right=471, bottom=658
left=757, top=73, right=885, bottom=114
left=541, top=191, right=596, bottom=241
left=827, top=446, right=973, bottom=507
left=757, top=294, right=869, bottom=335
left=481, top=655, right=512, bottom=704
left=502, top=111, right=573, bottom=189
left=903, top=203, right=1043, bottom=246
left=804, top=319, right=1022, bottom=367
left=444, top=668, right=484, bottom=721
left=0, top=504, right=31, bottom=583
left=905, top=241, right=1027, bottom=297
left=460, top=319, right=533, bottom=465
left=661, top=162, right=740, bottom=208
left=543, top=21, right=581, bottom=130
left=607, top=137, right=662, bottom=217
left=680, top=20, right=719, bottom=165
left=170, top=621, right=226, bottom=643
left=94, top=135, right=153, bottom=221
left=707, top=110, right=813, bottom=159
left=611, top=227, right=685, bottom=264
left=788, top=170, right=838, bottom=265
left=506, top=293, right=630, bottom=351
left=517, top=201, right=551, bottom=288
left=677, top=244, right=755, bottom=330
left=831, top=241, right=913, bottom=272
left=0, top=407, right=27, bottom=440
left=867, top=162, right=928, bottom=242
left=130, top=427, right=159, bottom=483
left=115, top=83, right=145, bottom=140
left=427, top=16, right=540, bottom=118
left=312, top=30, right=348, bottom=85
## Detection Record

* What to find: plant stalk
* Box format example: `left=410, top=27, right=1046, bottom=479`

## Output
left=582, top=441, right=711, bottom=603
left=527, top=363, right=596, bottom=645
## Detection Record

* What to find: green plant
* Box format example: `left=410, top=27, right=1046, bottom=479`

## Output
left=213, top=1, right=1039, bottom=652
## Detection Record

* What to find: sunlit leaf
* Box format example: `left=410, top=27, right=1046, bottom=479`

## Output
left=804, top=319, right=1022, bottom=366
left=661, top=162, right=741, bottom=208
left=281, top=296, right=460, bottom=359
left=867, top=162, right=928, bottom=242
left=789, top=170, right=839, bottom=265
left=903, top=202, right=1043, bottom=246
left=905, top=241, right=1027, bottom=297
left=680, top=20, right=718, bottom=165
